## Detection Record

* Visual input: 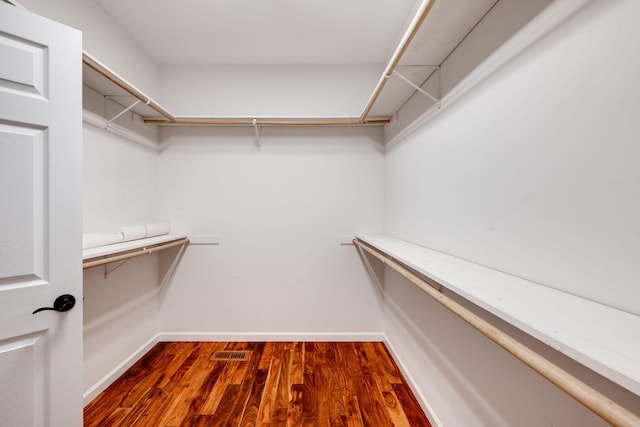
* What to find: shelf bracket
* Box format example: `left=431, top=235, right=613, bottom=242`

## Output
left=393, top=68, right=441, bottom=108
left=105, top=98, right=150, bottom=128
left=253, top=118, right=261, bottom=150
left=103, top=258, right=130, bottom=279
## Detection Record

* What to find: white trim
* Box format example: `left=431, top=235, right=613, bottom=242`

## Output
left=383, top=336, right=444, bottom=427
left=83, top=334, right=160, bottom=405
left=157, top=332, right=385, bottom=343
left=83, top=109, right=159, bottom=152
left=385, top=0, right=596, bottom=151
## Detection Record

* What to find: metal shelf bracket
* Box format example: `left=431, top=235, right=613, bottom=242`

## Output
left=253, top=118, right=261, bottom=150
left=393, top=68, right=441, bottom=108
left=105, top=98, right=150, bottom=128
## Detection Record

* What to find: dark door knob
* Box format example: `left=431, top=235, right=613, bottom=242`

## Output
left=33, top=294, right=76, bottom=314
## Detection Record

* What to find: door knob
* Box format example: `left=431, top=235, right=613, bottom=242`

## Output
left=33, top=294, right=76, bottom=314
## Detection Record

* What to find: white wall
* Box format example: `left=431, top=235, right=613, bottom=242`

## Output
left=157, top=126, right=385, bottom=337
left=383, top=0, right=640, bottom=425
left=82, top=126, right=158, bottom=234
left=159, top=64, right=382, bottom=118
left=82, top=121, right=161, bottom=396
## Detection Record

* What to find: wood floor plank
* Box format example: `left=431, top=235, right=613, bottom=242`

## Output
left=92, top=407, right=130, bottom=427
left=155, top=351, right=215, bottom=426
left=362, top=342, right=412, bottom=426
left=314, top=347, right=331, bottom=421
left=199, top=359, right=241, bottom=415
left=290, top=341, right=305, bottom=385
left=205, top=384, right=241, bottom=425
left=84, top=342, right=432, bottom=427
left=275, top=346, right=293, bottom=410
left=156, top=341, right=201, bottom=389
left=302, top=342, right=318, bottom=420
left=178, top=343, right=229, bottom=426
left=239, top=368, right=269, bottom=427
left=326, top=346, right=347, bottom=422
left=226, top=344, right=265, bottom=426
left=343, top=394, right=365, bottom=427
left=256, top=346, right=284, bottom=424
left=392, top=382, right=431, bottom=426
left=288, top=383, right=304, bottom=426
left=258, top=341, right=276, bottom=370
left=353, top=343, right=394, bottom=426
left=115, top=387, right=166, bottom=427
left=373, top=342, right=404, bottom=384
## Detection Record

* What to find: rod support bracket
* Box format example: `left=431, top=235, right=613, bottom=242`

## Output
left=253, top=118, right=261, bottom=150
left=103, top=258, right=130, bottom=279
left=393, top=69, right=441, bottom=108
left=105, top=99, right=141, bottom=128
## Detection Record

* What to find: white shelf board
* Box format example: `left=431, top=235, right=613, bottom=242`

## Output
left=82, top=234, right=188, bottom=260
left=82, top=65, right=163, bottom=119
left=357, top=234, right=640, bottom=396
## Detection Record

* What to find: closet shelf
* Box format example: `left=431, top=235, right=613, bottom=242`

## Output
left=83, top=234, right=189, bottom=269
left=79, top=0, right=440, bottom=128
left=83, top=52, right=391, bottom=127
left=83, top=52, right=174, bottom=121
left=356, top=234, right=640, bottom=397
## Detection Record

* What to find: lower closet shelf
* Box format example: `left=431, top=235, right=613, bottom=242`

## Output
left=83, top=234, right=189, bottom=269
left=355, top=234, right=640, bottom=397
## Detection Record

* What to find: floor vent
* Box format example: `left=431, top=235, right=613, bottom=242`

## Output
left=211, top=350, right=251, bottom=361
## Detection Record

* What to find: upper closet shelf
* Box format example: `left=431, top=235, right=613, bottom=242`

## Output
left=83, top=234, right=189, bottom=269
left=81, top=0, right=499, bottom=127
left=356, top=234, right=640, bottom=397
left=83, top=52, right=174, bottom=121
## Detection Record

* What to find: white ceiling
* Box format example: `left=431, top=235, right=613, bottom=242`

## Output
left=94, top=0, right=421, bottom=65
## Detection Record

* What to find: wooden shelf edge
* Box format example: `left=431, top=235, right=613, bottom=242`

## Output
left=83, top=235, right=189, bottom=269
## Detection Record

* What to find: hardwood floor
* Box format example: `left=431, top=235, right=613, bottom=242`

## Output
left=84, top=342, right=431, bottom=427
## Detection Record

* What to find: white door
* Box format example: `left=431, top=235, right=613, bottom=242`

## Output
left=0, top=3, right=83, bottom=426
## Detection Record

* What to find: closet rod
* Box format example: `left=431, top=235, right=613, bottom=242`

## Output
left=360, top=0, right=437, bottom=122
left=143, top=117, right=390, bottom=126
left=83, top=238, right=189, bottom=270
left=353, top=238, right=640, bottom=427
left=82, top=52, right=176, bottom=122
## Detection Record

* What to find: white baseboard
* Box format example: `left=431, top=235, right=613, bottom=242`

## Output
left=83, top=334, right=160, bottom=405
left=157, top=331, right=385, bottom=342
left=383, top=336, right=444, bottom=427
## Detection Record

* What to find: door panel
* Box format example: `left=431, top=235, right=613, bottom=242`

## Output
left=0, top=3, right=82, bottom=426
left=0, top=31, right=47, bottom=97
left=0, top=124, right=46, bottom=281
left=0, top=332, right=47, bottom=426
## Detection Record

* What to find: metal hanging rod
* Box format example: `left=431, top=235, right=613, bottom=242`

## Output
left=83, top=238, right=189, bottom=270
left=353, top=238, right=640, bottom=427
left=82, top=52, right=176, bottom=122
left=360, top=0, right=438, bottom=122
left=143, top=117, right=390, bottom=126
